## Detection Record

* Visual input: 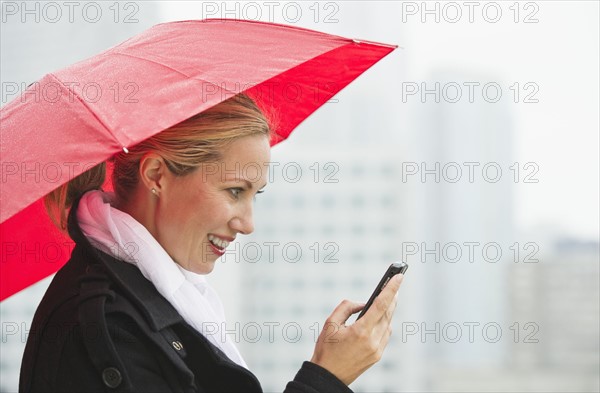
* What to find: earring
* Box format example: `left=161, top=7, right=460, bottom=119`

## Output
left=151, top=188, right=157, bottom=195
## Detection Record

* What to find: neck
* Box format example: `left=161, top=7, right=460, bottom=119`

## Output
left=112, top=190, right=158, bottom=240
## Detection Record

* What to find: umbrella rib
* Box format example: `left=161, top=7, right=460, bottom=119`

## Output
left=47, top=73, right=123, bottom=149
left=110, top=52, right=242, bottom=97
left=112, top=52, right=194, bottom=79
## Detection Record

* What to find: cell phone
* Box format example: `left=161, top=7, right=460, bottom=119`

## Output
left=356, top=262, right=408, bottom=320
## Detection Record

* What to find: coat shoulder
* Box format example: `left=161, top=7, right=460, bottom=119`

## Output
left=20, top=248, right=195, bottom=392
left=19, top=244, right=266, bottom=392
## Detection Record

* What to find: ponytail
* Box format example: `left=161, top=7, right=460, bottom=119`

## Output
left=44, top=162, right=106, bottom=233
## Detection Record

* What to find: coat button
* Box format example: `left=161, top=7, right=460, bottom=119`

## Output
left=102, top=367, right=122, bottom=388
left=172, top=341, right=183, bottom=351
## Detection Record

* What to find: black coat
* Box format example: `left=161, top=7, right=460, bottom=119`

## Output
left=19, top=194, right=352, bottom=393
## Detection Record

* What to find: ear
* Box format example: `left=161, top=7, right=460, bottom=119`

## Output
left=138, top=153, right=168, bottom=193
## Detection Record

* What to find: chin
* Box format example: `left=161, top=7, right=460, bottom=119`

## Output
left=204, top=262, right=216, bottom=274
left=194, top=259, right=216, bottom=275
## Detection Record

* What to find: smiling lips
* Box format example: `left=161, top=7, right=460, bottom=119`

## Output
left=207, top=234, right=232, bottom=256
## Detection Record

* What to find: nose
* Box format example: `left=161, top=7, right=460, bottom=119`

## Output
left=229, top=202, right=255, bottom=235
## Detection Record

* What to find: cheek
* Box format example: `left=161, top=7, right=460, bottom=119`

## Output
left=157, top=191, right=203, bottom=236
left=156, top=199, right=207, bottom=261
left=199, top=195, right=233, bottom=224
left=169, top=191, right=230, bottom=232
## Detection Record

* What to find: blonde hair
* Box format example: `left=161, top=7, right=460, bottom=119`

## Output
left=45, top=93, right=271, bottom=232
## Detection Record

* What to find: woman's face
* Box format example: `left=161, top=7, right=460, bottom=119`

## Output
left=153, top=134, right=271, bottom=274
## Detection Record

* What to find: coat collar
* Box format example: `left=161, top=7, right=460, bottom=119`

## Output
left=67, top=190, right=184, bottom=332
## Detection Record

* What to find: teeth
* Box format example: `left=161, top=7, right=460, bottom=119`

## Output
left=208, top=234, right=229, bottom=249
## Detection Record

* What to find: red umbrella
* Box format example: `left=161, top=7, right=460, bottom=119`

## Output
left=0, top=19, right=396, bottom=300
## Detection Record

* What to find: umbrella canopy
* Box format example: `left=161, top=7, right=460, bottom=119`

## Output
left=0, top=19, right=396, bottom=301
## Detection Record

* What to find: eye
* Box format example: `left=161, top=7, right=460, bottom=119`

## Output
left=229, top=188, right=243, bottom=199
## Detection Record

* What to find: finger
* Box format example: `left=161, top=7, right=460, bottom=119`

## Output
left=360, top=274, right=403, bottom=327
left=376, top=323, right=394, bottom=359
left=371, top=295, right=398, bottom=338
left=328, top=300, right=366, bottom=325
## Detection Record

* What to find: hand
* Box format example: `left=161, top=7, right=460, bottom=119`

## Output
left=309, top=274, right=404, bottom=385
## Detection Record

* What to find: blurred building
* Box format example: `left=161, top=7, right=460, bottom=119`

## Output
left=409, top=71, right=515, bottom=370
left=508, top=240, right=599, bottom=390
left=429, top=240, right=600, bottom=392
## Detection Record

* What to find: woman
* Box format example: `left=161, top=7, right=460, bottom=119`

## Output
left=19, top=93, right=403, bottom=392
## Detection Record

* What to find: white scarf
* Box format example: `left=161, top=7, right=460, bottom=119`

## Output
left=76, top=190, right=247, bottom=368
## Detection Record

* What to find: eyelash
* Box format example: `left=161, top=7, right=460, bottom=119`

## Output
left=229, top=188, right=265, bottom=200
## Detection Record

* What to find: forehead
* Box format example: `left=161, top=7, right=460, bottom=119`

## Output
left=206, top=135, right=271, bottom=183
left=222, top=134, right=270, bottom=164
